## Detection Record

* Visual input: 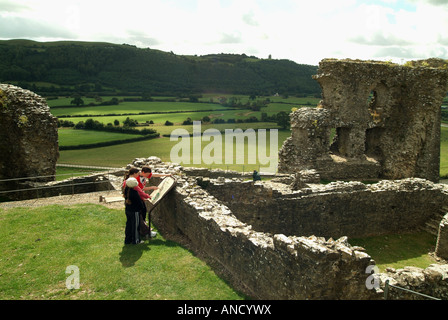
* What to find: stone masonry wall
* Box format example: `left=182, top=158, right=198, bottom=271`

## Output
left=0, top=84, right=59, bottom=185
left=129, top=159, right=448, bottom=299
left=199, top=177, right=448, bottom=239
left=152, top=175, right=377, bottom=300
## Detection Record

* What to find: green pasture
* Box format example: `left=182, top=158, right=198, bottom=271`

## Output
left=51, top=95, right=316, bottom=126
left=199, top=93, right=320, bottom=106
left=57, top=109, right=280, bottom=126
left=59, top=128, right=291, bottom=172
left=58, top=128, right=146, bottom=147
left=154, top=122, right=282, bottom=136
left=50, top=101, right=230, bottom=117
left=47, top=96, right=139, bottom=107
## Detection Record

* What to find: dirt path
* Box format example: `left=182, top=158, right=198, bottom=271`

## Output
left=0, top=190, right=125, bottom=210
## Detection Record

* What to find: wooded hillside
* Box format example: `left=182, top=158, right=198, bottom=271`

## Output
left=0, top=39, right=320, bottom=97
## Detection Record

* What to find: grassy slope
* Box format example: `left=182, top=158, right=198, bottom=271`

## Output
left=0, top=204, right=244, bottom=300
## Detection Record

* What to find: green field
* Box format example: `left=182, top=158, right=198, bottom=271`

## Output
left=54, top=94, right=295, bottom=171
left=58, top=128, right=146, bottom=147
left=54, top=95, right=448, bottom=177
left=59, top=128, right=290, bottom=173
left=50, top=101, right=230, bottom=117
left=53, top=95, right=318, bottom=126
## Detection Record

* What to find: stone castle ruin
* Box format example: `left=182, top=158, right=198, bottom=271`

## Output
left=2, top=58, right=448, bottom=299
left=148, top=58, right=448, bottom=300
left=278, top=58, right=448, bottom=182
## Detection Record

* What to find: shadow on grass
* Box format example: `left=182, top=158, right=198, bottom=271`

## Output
left=118, top=237, right=182, bottom=267
left=119, top=242, right=151, bottom=267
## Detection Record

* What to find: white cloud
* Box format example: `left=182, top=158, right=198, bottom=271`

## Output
left=0, top=0, right=447, bottom=65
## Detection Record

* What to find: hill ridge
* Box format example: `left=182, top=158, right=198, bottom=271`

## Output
left=0, top=39, right=320, bottom=96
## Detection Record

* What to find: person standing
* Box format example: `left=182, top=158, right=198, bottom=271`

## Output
left=123, top=167, right=151, bottom=201
left=123, top=177, right=146, bottom=245
left=138, top=166, right=171, bottom=192
left=137, top=166, right=171, bottom=238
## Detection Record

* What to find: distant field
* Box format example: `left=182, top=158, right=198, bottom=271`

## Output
left=50, top=101, right=229, bottom=117
left=59, top=125, right=448, bottom=177
left=57, top=110, right=238, bottom=126
left=53, top=95, right=447, bottom=177
left=59, top=129, right=291, bottom=172
left=58, top=128, right=145, bottom=147
left=51, top=95, right=318, bottom=126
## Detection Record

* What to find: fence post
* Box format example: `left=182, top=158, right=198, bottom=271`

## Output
left=384, top=280, right=390, bottom=300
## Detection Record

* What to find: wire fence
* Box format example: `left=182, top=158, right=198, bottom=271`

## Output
left=383, top=280, right=441, bottom=300
left=0, top=166, right=124, bottom=201
left=0, top=162, right=278, bottom=203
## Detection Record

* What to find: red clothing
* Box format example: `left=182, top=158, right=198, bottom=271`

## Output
left=137, top=174, right=152, bottom=189
left=122, top=180, right=150, bottom=200
left=135, top=185, right=150, bottom=200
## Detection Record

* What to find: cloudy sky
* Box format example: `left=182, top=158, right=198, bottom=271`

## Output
left=0, top=0, right=447, bottom=65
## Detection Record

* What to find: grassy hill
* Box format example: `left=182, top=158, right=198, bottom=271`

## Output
left=0, top=39, right=320, bottom=97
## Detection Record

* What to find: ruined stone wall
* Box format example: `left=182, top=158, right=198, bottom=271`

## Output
left=199, top=178, right=448, bottom=239
left=126, top=160, right=448, bottom=299
left=152, top=176, right=377, bottom=300
left=279, top=59, right=448, bottom=182
left=6, top=170, right=123, bottom=201
left=0, top=84, right=59, bottom=184
left=379, top=264, right=448, bottom=300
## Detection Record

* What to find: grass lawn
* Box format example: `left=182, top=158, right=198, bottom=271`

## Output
left=349, top=232, right=438, bottom=272
left=0, top=204, right=245, bottom=300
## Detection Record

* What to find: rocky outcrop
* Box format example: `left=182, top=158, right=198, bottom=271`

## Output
left=0, top=84, right=59, bottom=183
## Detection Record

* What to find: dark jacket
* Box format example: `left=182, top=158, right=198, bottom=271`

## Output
left=124, top=187, right=146, bottom=212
